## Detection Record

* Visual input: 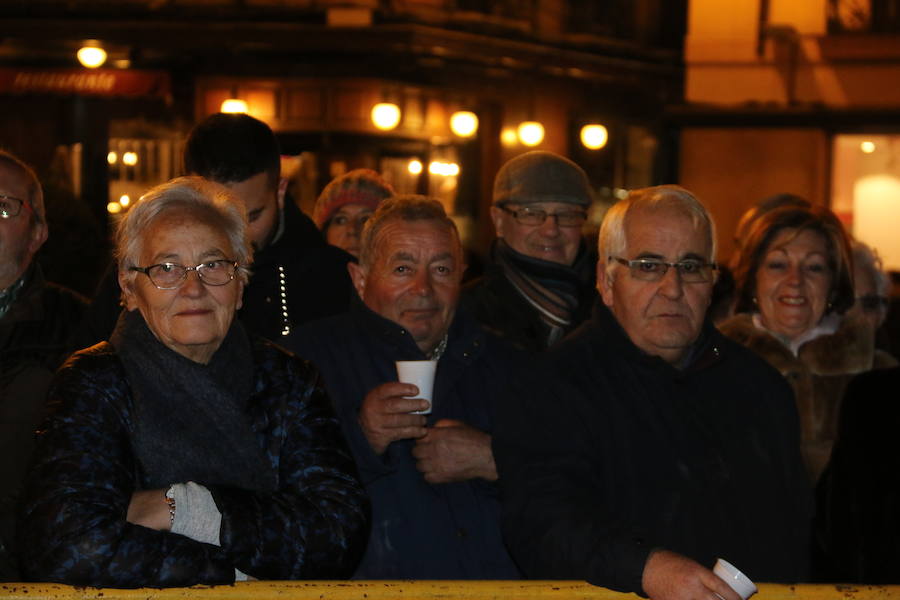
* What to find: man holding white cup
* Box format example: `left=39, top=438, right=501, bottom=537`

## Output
left=295, top=195, right=519, bottom=579
left=495, top=186, right=812, bottom=600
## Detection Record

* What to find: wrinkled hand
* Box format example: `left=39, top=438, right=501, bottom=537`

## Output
left=412, top=419, right=497, bottom=484
left=126, top=489, right=171, bottom=531
left=642, top=549, right=742, bottom=600
left=359, top=382, right=429, bottom=455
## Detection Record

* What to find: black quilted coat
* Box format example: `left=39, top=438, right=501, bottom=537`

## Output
left=17, top=339, right=369, bottom=587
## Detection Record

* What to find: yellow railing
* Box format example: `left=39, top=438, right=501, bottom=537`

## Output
left=1, top=581, right=898, bottom=600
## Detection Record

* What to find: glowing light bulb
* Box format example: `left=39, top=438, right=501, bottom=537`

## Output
left=517, top=121, right=544, bottom=147
left=581, top=124, right=608, bottom=150
left=861, top=141, right=876, bottom=154
left=119, top=195, right=131, bottom=207
left=450, top=111, right=478, bottom=137
left=371, top=103, right=401, bottom=131
left=221, top=99, right=248, bottom=114
left=122, top=152, right=138, bottom=166
left=107, top=151, right=118, bottom=165
left=500, top=128, right=518, bottom=147
left=77, top=45, right=107, bottom=69
left=408, top=159, right=423, bottom=175
left=107, top=202, right=122, bottom=214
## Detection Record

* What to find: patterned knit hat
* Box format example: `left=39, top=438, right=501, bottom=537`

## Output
left=493, top=151, right=591, bottom=207
left=313, top=169, right=395, bottom=229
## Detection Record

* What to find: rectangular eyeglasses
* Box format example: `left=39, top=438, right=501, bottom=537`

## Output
left=500, top=205, right=587, bottom=228
left=610, top=256, right=717, bottom=283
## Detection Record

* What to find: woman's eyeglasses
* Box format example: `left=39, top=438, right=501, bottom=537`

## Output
left=130, top=260, right=239, bottom=290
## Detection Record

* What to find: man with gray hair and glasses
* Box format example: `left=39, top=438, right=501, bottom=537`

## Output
left=494, top=185, right=812, bottom=600
left=0, top=150, right=87, bottom=580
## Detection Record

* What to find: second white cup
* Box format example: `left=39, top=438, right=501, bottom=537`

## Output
left=713, top=558, right=758, bottom=600
left=395, top=360, right=436, bottom=415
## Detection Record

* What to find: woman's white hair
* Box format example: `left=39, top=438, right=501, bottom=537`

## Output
left=115, top=176, right=253, bottom=297
left=598, top=184, right=717, bottom=280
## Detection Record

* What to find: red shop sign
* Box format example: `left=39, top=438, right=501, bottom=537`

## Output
left=0, top=67, right=171, bottom=99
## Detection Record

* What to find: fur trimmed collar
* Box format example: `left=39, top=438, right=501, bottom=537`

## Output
left=718, top=312, right=880, bottom=377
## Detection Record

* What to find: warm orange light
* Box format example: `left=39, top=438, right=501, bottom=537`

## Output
left=428, top=161, right=460, bottom=177
left=122, top=152, right=138, bottom=166
left=861, top=141, right=876, bottom=153
left=500, top=128, right=518, bottom=147
left=119, top=194, right=131, bottom=207
left=450, top=111, right=479, bottom=137
left=371, top=103, right=401, bottom=131
left=221, top=99, right=249, bottom=114
left=107, top=201, right=122, bottom=214
left=408, top=159, right=423, bottom=175
left=107, top=151, right=118, bottom=165
left=77, top=44, right=107, bottom=69
left=517, top=121, right=544, bottom=147
left=581, top=124, right=609, bottom=150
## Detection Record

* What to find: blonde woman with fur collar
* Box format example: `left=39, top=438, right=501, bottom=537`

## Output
left=718, top=204, right=896, bottom=483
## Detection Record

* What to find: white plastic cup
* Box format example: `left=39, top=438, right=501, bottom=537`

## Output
left=395, top=360, right=436, bottom=415
left=713, top=558, right=758, bottom=600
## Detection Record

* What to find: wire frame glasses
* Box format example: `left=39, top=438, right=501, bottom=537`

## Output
left=130, top=260, right=239, bottom=290
left=610, top=256, right=717, bottom=283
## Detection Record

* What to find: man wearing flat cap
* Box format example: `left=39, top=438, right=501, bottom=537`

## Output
left=461, top=151, right=597, bottom=352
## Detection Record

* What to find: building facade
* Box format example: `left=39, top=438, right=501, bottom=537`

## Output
left=0, top=0, right=685, bottom=293
left=681, top=0, right=900, bottom=267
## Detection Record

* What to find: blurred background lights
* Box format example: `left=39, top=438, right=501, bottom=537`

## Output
left=500, top=128, right=519, bottom=147
left=107, top=201, right=122, bottom=214
left=122, top=151, right=138, bottom=166
left=580, top=124, right=609, bottom=150
left=407, top=159, right=423, bottom=175
left=119, top=194, right=131, bottom=207
left=77, top=44, right=107, bottom=68
left=220, top=99, right=249, bottom=114
left=450, top=111, right=478, bottom=137
left=107, top=151, right=117, bottom=165
left=861, top=141, right=876, bottom=153
left=371, top=103, right=401, bottom=131
left=517, top=121, right=545, bottom=147
left=428, top=161, right=460, bottom=177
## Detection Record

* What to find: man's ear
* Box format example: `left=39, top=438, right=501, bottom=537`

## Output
left=597, top=260, right=614, bottom=308
left=489, top=205, right=505, bottom=238
left=28, top=221, right=48, bottom=257
left=117, top=269, right=139, bottom=311
left=276, top=177, right=288, bottom=210
left=347, top=261, right=367, bottom=300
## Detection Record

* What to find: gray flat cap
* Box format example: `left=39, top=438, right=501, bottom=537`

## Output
left=493, top=151, right=592, bottom=207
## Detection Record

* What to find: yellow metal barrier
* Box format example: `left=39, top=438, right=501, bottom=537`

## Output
left=1, top=581, right=898, bottom=600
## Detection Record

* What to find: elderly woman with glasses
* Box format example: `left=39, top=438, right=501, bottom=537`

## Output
left=718, top=204, right=896, bottom=484
left=18, top=177, right=368, bottom=587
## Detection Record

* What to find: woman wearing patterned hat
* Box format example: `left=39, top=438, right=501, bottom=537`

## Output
left=314, top=169, right=394, bottom=258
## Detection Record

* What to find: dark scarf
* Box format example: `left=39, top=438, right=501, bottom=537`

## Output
left=493, top=239, right=592, bottom=345
left=110, top=309, right=276, bottom=492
